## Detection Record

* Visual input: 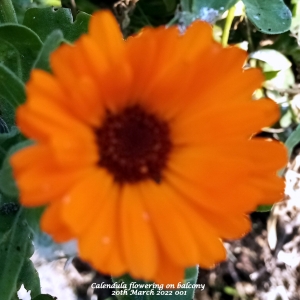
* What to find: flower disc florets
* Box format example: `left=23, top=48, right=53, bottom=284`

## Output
left=96, top=105, right=171, bottom=183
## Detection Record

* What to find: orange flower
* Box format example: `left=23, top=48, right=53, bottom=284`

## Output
left=11, top=11, right=287, bottom=284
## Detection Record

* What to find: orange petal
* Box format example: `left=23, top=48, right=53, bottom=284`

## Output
left=164, top=169, right=261, bottom=213
left=50, top=43, right=104, bottom=126
left=11, top=145, right=90, bottom=205
left=120, top=184, right=158, bottom=280
left=173, top=98, right=280, bottom=145
left=245, top=139, right=288, bottom=171
left=78, top=184, right=124, bottom=275
left=61, top=169, right=114, bottom=235
left=159, top=182, right=227, bottom=267
left=154, top=251, right=185, bottom=285
left=89, top=10, right=124, bottom=62
left=167, top=146, right=251, bottom=190
left=26, top=69, right=68, bottom=107
left=41, top=200, right=74, bottom=242
left=16, top=105, right=98, bottom=167
left=101, top=236, right=127, bottom=277
left=139, top=180, right=199, bottom=266
left=249, top=175, right=286, bottom=204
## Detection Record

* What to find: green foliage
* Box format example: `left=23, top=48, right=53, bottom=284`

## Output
left=0, top=116, right=9, bottom=133
left=179, top=0, right=237, bottom=26
left=243, top=0, right=292, bottom=34
left=0, top=127, right=22, bottom=157
left=17, top=259, right=41, bottom=298
left=129, top=0, right=178, bottom=33
left=23, top=206, right=45, bottom=233
left=32, top=29, right=64, bottom=72
left=0, top=0, right=18, bottom=23
left=224, top=286, right=239, bottom=296
left=263, top=70, right=280, bottom=81
left=0, top=140, right=32, bottom=198
left=0, top=24, right=42, bottom=81
left=178, top=0, right=292, bottom=36
left=0, top=208, right=39, bottom=300
left=285, top=123, right=300, bottom=158
left=0, top=65, right=25, bottom=128
left=23, top=7, right=90, bottom=42
left=257, top=205, right=273, bottom=212
left=192, top=0, right=238, bottom=19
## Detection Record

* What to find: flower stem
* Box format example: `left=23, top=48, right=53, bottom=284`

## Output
left=293, top=1, right=299, bottom=17
left=0, top=0, right=18, bottom=23
left=221, top=5, right=236, bottom=47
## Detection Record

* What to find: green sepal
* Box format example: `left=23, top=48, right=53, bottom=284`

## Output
left=243, top=0, right=292, bottom=34
left=23, top=7, right=90, bottom=43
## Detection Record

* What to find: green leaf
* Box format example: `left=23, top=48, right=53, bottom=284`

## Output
left=263, top=70, right=280, bottom=81
left=0, top=0, right=18, bottom=23
left=285, top=123, right=300, bottom=158
left=24, top=206, right=45, bottom=233
left=0, top=209, right=34, bottom=300
left=0, top=126, right=23, bottom=166
left=257, top=204, right=272, bottom=212
left=0, top=157, right=18, bottom=197
left=129, top=0, right=177, bottom=31
left=0, top=64, right=26, bottom=128
left=0, top=39, right=22, bottom=78
left=33, top=30, right=64, bottom=72
left=0, top=24, right=42, bottom=81
left=0, top=202, right=20, bottom=233
left=243, top=0, right=292, bottom=34
left=179, top=0, right=238, bottom=27
left=0, top=117, right=9, bottom=133
left=0, top=140, right=33, bottom=198
left=192, top=0, right=238, bottom=15
left=0, top=126, right=21, bottom=146
left=32, top=295, right=58, bottom=300
left=17, top=259, right=41, bottom=298
left=23, top=7, right=90, bottom=43
left=224, top=286, right=239, bottom=296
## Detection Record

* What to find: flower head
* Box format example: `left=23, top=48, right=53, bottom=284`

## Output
left=11, top=11, right=287, bottom=284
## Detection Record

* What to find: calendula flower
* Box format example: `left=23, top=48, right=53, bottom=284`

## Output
left=11, top=11, right=287, bottom=284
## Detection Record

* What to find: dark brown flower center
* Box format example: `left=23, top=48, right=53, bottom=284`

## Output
left=95, top=105, right=172, bottom=184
